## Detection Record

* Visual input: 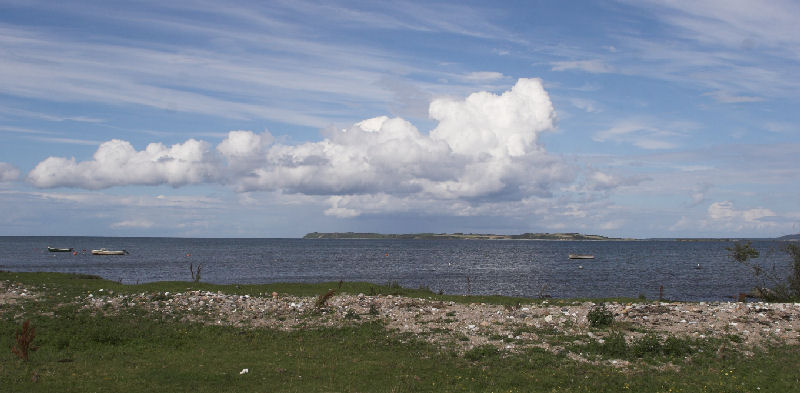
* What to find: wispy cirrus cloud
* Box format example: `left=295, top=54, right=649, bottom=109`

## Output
left=550, top=59, right=614, bottom=73
left=110, top=219, right=154, bottom=229
left=612, top=0, right=800, bottom=101
left=568, top=98, right=601, bottom=113
left=702, top=91, right=764, bottom=104
left=0, top=106, right=105, bottom=123
left=0, top=1, right=524, bottom=130
left=0, top=163, right=20, bottom=182
left=629, top=0, right=800, bottom=58
left=593, top=120, right=689, bottom=150
left=463, top=71, right=506, bottom=82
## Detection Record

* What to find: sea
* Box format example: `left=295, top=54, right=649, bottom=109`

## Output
left=1, top=236, right=795, bottom=302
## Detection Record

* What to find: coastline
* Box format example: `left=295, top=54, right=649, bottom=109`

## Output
left=4, top=271, right=800, bottom=392
left=4, top=272, right=799, bottom=363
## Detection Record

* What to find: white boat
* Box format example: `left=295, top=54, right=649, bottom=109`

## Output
left=568, top=254, right=594, bottom=259
left=91, top=248, right=128, bottom=255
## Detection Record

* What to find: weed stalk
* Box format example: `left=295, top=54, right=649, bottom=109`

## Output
left=11, top=319, right=38, bottom=362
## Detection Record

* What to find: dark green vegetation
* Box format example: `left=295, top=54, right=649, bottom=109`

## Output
left=3, top=271, right=800, bottom=392
left=303, top=232, right=627, bottom=240
left=728, top=241, right=800, bottom=301
left=586, top=303, right=614, bottom=328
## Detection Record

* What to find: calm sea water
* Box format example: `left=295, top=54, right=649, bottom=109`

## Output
left=0, top=237, right=794, bottom=301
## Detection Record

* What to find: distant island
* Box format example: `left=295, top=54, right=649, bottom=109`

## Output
left=303, top=232, right=631, bottom=240
left=304, top=232, right=799, bottom=241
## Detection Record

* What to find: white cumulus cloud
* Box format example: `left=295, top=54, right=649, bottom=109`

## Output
left=28, top=139, right=217, bottom=189
left=27, top=78, right=577, bottom=216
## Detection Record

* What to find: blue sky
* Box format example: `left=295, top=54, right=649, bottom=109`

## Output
left=1, top=0, right=798, bottom=238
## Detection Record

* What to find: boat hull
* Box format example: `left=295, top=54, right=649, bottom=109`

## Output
left=91, top=249, right=128, bottom=255
left=568, top=254, right=595, bottom=259
left=48, top=247, right=74, bottom=252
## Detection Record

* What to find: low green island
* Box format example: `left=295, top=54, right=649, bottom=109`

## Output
left=304, top=232, right=632, bottom=240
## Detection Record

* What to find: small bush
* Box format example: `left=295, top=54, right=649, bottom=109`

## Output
left=725, top=334, right=742, bottom=343
left=464, top=344, right=500, bottom=361
left=599, top=332, right=628, bottom=358
left=315, top=289, right=336, bottom=309
left=728, top=240, right=800, bottom=301
left=662, top=336, right=692, bottom=357
left=368, top=304, right=379, bottom=315
left=587, top=303, right=614, bottom=328
left=727, top=241, right=759, bottom=263
left=11, top=319, right=38, bottom=361
left=585, top=333, right=695, bottom=359
left=149, top=293, right=172, bottom=302
left=631, top=334, right=662, bottom=357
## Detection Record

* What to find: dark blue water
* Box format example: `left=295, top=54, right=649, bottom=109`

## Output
left=0, top=237, right=794, bottom=301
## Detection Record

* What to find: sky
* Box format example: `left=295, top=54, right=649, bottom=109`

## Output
left=0, top=0, right=798, bottom=238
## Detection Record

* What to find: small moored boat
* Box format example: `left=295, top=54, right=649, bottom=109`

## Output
left=48, top=246, right=74, bottom=252
left=568, top=254, right=594, bottom=259
left=91, top=248, right=128, bottom=255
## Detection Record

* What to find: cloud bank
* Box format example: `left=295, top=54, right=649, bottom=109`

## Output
left=28, top=139, right=217, bottom=189
left=28, top=79, right=575, bottom=216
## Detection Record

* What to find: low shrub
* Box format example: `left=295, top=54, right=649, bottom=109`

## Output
left=583, top=333, right=696, bottom=360
left=630, top=334, right=662, bottom=357
left=587, top=303, right=614, bottom=328
left=728, top=241, right=800, bottom=301
left=315, top=289, right=336, bottom=309
left=11, top=319, right=38, bottom=361
left=597, top=331, right=628, bottom=358
left=662, top=335, right=693, bottom=357
left=464, top=344, right=500, bottom=361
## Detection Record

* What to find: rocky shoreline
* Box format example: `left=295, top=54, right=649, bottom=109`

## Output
left=4, top=280, right=800, bottom=366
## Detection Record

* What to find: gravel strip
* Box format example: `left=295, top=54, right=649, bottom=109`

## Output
left=4, top=282, right=799, bottom=366
left=74, top=289, right=800, bottom=351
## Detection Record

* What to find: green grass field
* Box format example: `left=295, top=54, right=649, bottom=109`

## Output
left=2, top=271, right=799, bottom=392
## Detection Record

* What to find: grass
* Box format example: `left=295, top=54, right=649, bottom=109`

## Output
left=3, top=271, right=800, bottom=392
